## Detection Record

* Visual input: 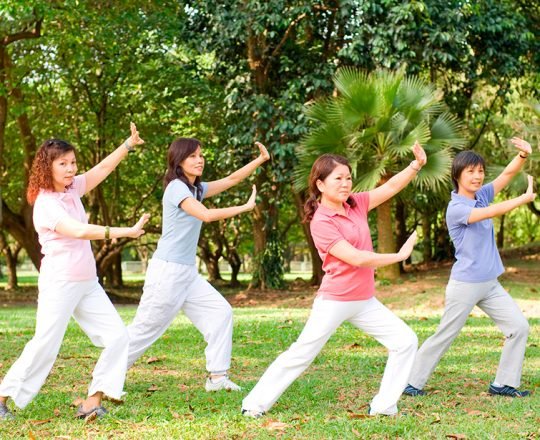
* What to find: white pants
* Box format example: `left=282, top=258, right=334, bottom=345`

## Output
left=409, top=278, right=529, bottom=389
left=242, top=296, right=418, bottom=415
left=0, top=278, right=129, bottom=409
left=127, top=258, right=233, bottom=373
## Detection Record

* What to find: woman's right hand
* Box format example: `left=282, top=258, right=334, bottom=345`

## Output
left=244, top=185, right=257, bottom=211
left=125, top=122, right=145, bottom=149
left=398, top=231, right=418, bottom=261
left=129, top=213, right=150, bottom=238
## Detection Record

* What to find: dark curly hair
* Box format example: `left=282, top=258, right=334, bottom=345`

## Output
left=303, top=154, right=356, bottom=223
left=27, top=139, right=75, bottom=205
left=163, top=137, right=204, bottom=201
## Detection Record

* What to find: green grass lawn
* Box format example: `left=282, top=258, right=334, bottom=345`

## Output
left=0, top=302, right=538, bottom=439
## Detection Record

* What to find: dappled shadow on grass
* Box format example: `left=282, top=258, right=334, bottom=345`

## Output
left=0, top=306, right=538, bottom=439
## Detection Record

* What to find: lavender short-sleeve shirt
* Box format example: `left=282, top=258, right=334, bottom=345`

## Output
left=152, top=179, right=209, bottom=265
left=446, top=183, right=504, bottom=282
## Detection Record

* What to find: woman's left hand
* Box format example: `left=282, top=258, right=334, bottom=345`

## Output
left=125, top=122, right=145, bottom=149
left=412, top=140, right=427, bottom=168
left=510, top=137, right=532, bottom=156
left=256, top=141, right=270, bottom=162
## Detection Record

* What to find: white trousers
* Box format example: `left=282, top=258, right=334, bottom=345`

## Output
left=127, top=258, right=234, bottom=373
left=0, top=278, right=128, bottom=409
left=409, top=278, right=529, bottom=389
left=242, top=296, right=418, bottom=415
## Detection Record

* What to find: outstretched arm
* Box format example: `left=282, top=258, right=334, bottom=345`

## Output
left=205, top=142, right=270, bottom=198
left=83, top=122, right=145, bottom=194
left=368, top=141, right=427, bottom=210
left=491, top=137, right=532, bottom=195
left=329, top=231, right=418, bottom=268
left=55, top=213, right=150, bottom=240
left=468, top=175, right=536, bottom=224
left=181, top=185, right=257, bottom=222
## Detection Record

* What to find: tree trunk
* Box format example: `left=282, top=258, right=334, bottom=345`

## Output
left=395, top=200, right=408, bottom=271
left=225, top=247, right=242, bottom=288
left=497, top=214, right=505, bottom=248
left=0, top=47, right=41, bottom=270
left=422, top=211, right=432, bottom=263
left=1, top=200, right=41, bottom=268
left=110, top=253, right=123, bottom=288
left=376, top=198, right=399, bottom=280
left=0, top=232, right=18, bottom=290
left=293, top=190, right=323, bottom=285
left=205, top=258, right=222, bottom=283
left=198, top=230, right=223, bottom=283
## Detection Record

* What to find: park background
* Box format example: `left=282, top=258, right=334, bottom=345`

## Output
left=0, top=1, right=538, bottom=439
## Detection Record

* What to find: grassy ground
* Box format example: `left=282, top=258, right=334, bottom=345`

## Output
left=0, top=258, right=538, bottom=439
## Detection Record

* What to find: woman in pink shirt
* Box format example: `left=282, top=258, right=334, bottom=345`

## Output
left=0, top=123, right=149, bottom=421
left=242, top=144, right=426, bottom=418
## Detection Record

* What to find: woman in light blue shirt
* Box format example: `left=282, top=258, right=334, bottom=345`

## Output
left=404, top=137, right=536, bottom=398
left=127, top=137, right=269, bottom=391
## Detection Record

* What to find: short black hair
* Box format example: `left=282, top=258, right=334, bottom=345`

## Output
left=451, top=150, right=485, bottom=191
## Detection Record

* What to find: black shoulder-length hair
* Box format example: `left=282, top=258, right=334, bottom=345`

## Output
left=163, top=137, right=204, bottom=201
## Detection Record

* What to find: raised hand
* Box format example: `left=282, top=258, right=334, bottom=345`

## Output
left=522, top=175, right=537, bottom=204
left=255, top=141, right=270, bottom=162
left=510, top=137, right=532, bottom=156
left=398, top=231, right=418, bottom=261
left=125, top=122, right=145, bottom=149
left=129, top=213, right=150, bottom=238
left=245, top=185, right=257, bottom=210
left=412, top=141, right=427, bottom=168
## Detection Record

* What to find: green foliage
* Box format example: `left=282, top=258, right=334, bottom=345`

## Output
left=294, top=67, right=465, bottom=193
left=1, top=1, right=538, bottom=281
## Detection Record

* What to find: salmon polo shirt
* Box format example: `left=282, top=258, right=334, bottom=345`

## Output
left=310, top=192, right=375, bottom=301
left=33, top=174, right=97, bottom=281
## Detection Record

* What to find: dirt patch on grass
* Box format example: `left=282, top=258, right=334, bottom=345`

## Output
left=1, top=254, right=538, bottom=312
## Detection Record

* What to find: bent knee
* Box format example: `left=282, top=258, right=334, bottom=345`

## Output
left=219, top=302, right=234, bottom=322
left=508, top=320, right=529, bottom=339
left=109, top=327, right=129, bottom=348
left=396, top=327, right=418, bottom=353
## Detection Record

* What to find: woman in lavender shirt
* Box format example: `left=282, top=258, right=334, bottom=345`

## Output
left=404, top=138, right=536, bottom=398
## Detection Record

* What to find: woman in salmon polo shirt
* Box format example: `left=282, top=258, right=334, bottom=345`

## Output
left=242, top=143, right=426, bottom=418
left=403, top=137, right=535, bottom=398
left=0, top=123, right=149, bottom=421
left=126, top=138, right=269, bottom=392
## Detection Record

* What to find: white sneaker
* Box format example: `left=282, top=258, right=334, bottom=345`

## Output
left=205, top=375, right=242, bottom=392
left=242, top=408, right=265, bottom=418
left=368, top=404, right=398, bottom=417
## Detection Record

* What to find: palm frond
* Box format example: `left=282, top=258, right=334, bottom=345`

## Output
left=413, top=148, right=454, bottom=193
left=429, top=112, right=466, bottom=149
left=351, top=158, right=388, bottom=191
left=334, top=67, right=370, bottom=99
left=304, top=98, right=342, bottom=124
left=388, top=120, right=431, bottom=156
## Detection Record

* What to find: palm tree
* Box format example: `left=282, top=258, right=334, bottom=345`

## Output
left=294, top=67, right=465, bottom=280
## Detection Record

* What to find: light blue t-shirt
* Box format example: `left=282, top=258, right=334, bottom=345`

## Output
left=446, top=183, right=504, bottom=282
left=153, top=179, right=208, bottom=265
